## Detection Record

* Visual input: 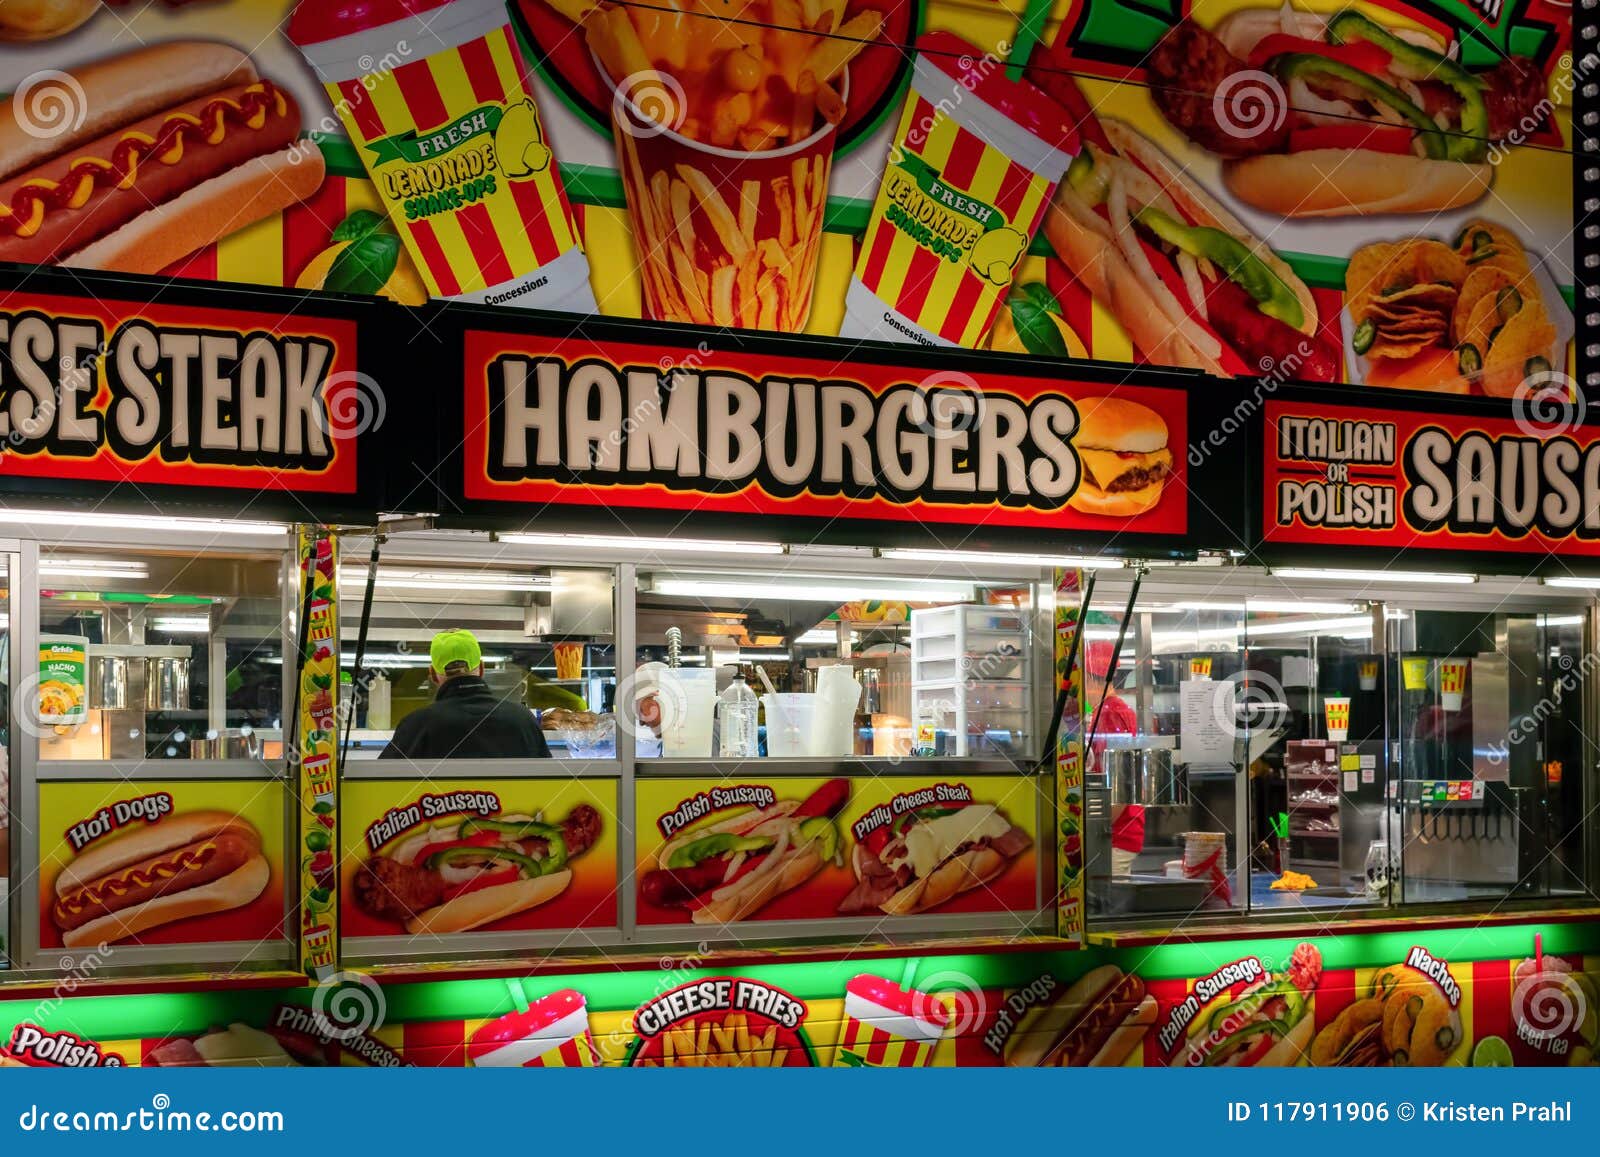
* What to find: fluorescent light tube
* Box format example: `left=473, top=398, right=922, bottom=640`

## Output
left=501, top=532, right=782, bottom=555
left=1272, top=567, right=1475, bottom=585
left=879, top=548, right=1124, bottom=569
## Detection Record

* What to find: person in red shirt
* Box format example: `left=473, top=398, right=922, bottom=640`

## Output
left=1084, top=640, right=1145, bottom=874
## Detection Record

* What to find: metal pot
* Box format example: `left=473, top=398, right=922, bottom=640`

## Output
left=90, top=655, right=133, bottom=710
left=1107, top=746, right=1188, bottom=806
left=1140, top=747, right=1188, bottom=806
left=145, top=656, right=190, bottom=710
left=189, top=728, right=261, bottom=760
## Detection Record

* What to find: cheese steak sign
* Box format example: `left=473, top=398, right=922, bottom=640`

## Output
left=1263, top=399, right=1600, bottom=558
left=0, top=293, right=358, bottom=496
left=463, top=331, right=1189, bottom=538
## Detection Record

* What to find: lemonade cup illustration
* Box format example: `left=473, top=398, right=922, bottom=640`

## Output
left=1358, top=661, right=1379, bottom=691
left=1323, top=696, right=1351, bottom=743
left=841, top=31, right=1078, bottom=346
left=1439, top=659, right=1470, bottom=710
left=289, top=0, right=595, bottom=312
left=1402, top=657, right=1430, bottom=692
left=1190, top=656, right=1213, bottom=679
left=582, top=0, right=884, bottom=329
left=832, top=974, right=952, bottom=1067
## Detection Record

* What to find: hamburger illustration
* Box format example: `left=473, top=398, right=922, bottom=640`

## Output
left=1067, top=397, right=1172, bottom=518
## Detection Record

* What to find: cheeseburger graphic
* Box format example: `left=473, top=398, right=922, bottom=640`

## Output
left=1067, top=397, right=1172, bottom=518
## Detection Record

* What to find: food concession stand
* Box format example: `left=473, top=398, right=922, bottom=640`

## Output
left=0, top=0, right=1596, bottom=1072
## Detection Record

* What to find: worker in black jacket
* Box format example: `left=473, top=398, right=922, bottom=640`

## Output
left=380, top=629, right=550, bottom=761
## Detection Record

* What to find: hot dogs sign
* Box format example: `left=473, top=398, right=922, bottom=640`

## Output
left=1262, top=399, right=1600, bottom=559
left=0, top=293, right=359, bottom=498
left=37, top=781, right=286, bottom=952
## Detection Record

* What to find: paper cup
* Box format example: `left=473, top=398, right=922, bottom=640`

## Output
left=832, top=974, right=951, bottom=1067
left=1358, top=661, right=1378, bottom=692
left=468, top=989, right=599, bottom=1068
left=1401, top=657, right=1430, bottom=692
left=1323, top=696, right=1351, bottom=742
left=841, top=31, right=1076, bottom=347
left=1439, top=658, right=1469, bottom=711
left=289, top=0, right=595, bottom=312
left=1189, top=656, right=1213, bottom=679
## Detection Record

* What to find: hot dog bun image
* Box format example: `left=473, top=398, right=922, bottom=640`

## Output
left=52, top=811, right=270, bottom=948
left=1004, top=966, right=1157, bottom=1067
left=838, top=801, right=1031, bottom=917
left=353, top=804, right=603, bottom=936
left=640, top=780, right=848, bottom=925
left=0, top=41, right=325, bottom=274
left=1041, top=119, right=1336, bottom=380
left=1067, top=397, right=1172, bottom=518
left=1142, top=9, right=1545, bottom=217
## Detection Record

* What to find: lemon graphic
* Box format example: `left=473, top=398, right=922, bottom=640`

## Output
left=968, top=226, right=1027, bottom=288
left=986, top=299, right=1089, bottom=359
left=297, top=238, right=427, bottom=305
left=494, top=99, right=551, bottom=180
left=1471, top=1036, right=1513, bottom=1067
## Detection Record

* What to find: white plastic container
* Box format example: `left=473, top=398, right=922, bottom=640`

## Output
left=764, top=693, right=817, bottom=757
left=658, top=667, right=716, bottom=757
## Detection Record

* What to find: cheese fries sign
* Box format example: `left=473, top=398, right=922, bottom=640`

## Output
left=0, top=292, right=359, bottom=499
left=463, top=329, right=1191, bottom=542
left=1263, top=398, right=1600, bottom=560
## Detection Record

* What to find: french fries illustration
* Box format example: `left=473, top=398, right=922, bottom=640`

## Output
left=547, top=0, right=884, bottom=329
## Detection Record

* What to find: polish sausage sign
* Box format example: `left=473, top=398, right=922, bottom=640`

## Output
left=1262, top=398, right=1600, bottom=560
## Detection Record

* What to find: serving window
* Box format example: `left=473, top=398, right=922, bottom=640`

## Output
left=1080, top=572, right=1597, bottom=930
left=628, top=565, right=1048, bottom=764
left=337, top=555, right=618, bottom=762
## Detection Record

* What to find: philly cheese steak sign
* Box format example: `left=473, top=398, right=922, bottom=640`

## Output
left=1263, top=399, right=1600, bottom=558
left=0, top=293, right=358, bottom=494
left=463, top=331, right=1189, bottom=536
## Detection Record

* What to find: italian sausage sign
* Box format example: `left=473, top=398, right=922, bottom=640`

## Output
left=1262, top=399, right=1600, bottom=558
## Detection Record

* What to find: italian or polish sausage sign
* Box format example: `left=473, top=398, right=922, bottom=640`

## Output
left=1262, top=399, right=1600, bottom=558
left=0, top=292, right=359, bottom=494
left=462, top=329, right=1190, bottom=538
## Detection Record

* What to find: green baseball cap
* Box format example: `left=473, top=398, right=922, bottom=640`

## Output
left=430, top=629, right=482, bottom=675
